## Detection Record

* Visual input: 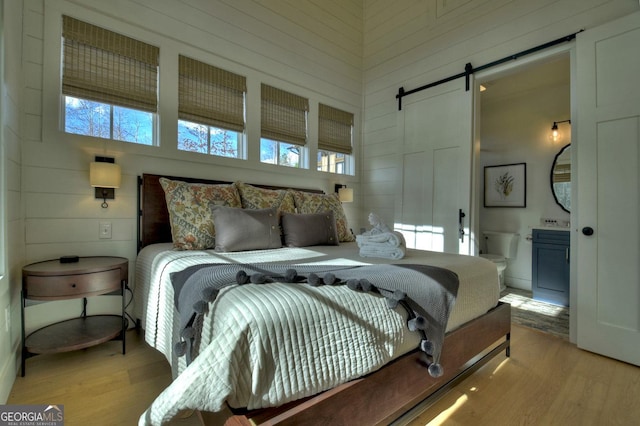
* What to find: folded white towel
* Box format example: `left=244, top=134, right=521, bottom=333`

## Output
left=356, top=231, right=405, bottom=248
left=357, top=232, right=406, bottom=259
left=359, top=244, right=406, bottom=260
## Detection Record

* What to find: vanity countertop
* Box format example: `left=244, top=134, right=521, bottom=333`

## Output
left=530, top=226, right=571, bottom=232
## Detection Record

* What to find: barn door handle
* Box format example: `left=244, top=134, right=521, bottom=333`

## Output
left=458, top=209, right=466, bottom=243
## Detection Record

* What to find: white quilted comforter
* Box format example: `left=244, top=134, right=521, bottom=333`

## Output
left=135, top=243, right=499, bottom=425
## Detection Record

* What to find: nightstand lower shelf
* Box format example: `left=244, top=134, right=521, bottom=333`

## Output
left=21, top=256, right=130, bottom=376
left=24, top=315, right=126, bottom=354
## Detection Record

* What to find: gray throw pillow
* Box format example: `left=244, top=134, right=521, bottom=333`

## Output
left=282, top=211, right=340, bottom=247
left=212, top=206, right=282, bottom=252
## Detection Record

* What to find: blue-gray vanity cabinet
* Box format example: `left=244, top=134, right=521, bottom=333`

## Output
left=532, top=229, right=570, bottom=306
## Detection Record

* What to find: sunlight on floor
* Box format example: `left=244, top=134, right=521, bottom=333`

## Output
left=425, top=394, right=468, bottom=425
left=491, top=358, right=509, bottom=375
left=425, top=395, right=469, bottom=426
left=420, top=358, right=509, bottom=425
left=500, top=293, right=567, bottom=318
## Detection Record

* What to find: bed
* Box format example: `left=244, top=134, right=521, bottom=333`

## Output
left=135, top=173, right=511, bottom=425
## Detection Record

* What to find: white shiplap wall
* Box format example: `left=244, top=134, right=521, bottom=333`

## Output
left=0, top=0, right=25, bottom=403
left=1, top=0, right=364, bottom=400
left=361, top=0, right=637, bottom=227
left=6, top=0, right=638, bottom=405
left=24, top=1, right=362, bottom=280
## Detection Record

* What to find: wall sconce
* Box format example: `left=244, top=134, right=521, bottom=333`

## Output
left=90, top=156, right=121, bottom=208
left=334, top=184, right=353, bottom=203
left=551, top=119, right=571, bottom=142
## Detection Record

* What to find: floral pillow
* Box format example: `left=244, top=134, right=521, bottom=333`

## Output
left=236, top=182, right=296, bottom=214
left=291, top=191, right=355, bottom=242
left=160, top=178, right=241, bottom=250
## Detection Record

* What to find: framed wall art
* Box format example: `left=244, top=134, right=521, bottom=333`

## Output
left=484, top=162, right=527, bottom=208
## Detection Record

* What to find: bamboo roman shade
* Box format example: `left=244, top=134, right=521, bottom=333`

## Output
left=261, top=84, right=309, bottom=146
left=62, top=15, right=159, bottom=112
left=179, top=56, right=246, bottom=132
left=318, top=104, right=353, bottom=155
left=552, top=163, right=571, bottom=183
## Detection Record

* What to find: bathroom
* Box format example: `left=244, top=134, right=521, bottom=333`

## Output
left=478, top=55, right=571, bottom=298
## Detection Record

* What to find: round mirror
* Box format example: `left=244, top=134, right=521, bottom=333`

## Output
left=550, top=144, right=571, bottom=212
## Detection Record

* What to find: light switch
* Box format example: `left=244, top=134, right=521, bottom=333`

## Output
left=99, top=222, right=112, bottom=239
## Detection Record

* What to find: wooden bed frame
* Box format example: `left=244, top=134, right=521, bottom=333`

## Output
left=137, top=173, right=511, bottom=425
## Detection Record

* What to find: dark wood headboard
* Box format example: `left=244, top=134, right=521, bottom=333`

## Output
left=137, top=173, right=324, bottom=251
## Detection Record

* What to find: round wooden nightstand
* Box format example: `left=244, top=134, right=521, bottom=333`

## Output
left=21, top=256, right=129, bottom=376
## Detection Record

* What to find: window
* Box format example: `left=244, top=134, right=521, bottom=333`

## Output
left=65, top=97, right=154, bottom=144
left=61, top=16, right=159, bottom=145
left=178, top=121, right=241, bottom=157
left=260, top=139, right=301, bottom=167
left=317, top=151, right=346, bottom=174
left=260, top=84, right=308, bottom=168
left=178, top=56, right=246, bottom=158
left=317, top=104, right=353, bottom=175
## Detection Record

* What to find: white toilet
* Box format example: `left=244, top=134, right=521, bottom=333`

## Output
left=480, top=231, right=519, bottom=291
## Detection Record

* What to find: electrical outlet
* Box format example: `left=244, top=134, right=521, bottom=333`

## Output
left=99, top=221, right=112, bottom=239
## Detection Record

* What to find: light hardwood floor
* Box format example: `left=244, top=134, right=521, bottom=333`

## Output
left=7, top=325, right=640, bottom=425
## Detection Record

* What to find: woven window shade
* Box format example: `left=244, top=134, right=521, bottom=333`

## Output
left=179, top=56, right=246, bottom=132
left=62, top=15, right=159, bottom=112
left=261, top=84, right=309, bottom=146
left=552, top=163, right=571, bottom=183
left=318, top=104, right=353, bottom=155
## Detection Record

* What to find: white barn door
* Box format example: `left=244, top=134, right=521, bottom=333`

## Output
left=576, top=12, right=640, bottom=366
left=397, top=79, right=473, bottom=255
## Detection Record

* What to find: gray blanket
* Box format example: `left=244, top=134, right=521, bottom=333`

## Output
left=170, top=263, right=458, bottom=378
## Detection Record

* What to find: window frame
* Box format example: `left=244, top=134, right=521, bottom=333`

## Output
left=317, top=149, right=351, bottom=175
left=62, top=95, right=157, bottom=146
left=177, top=55, right=247, bottom=159
left=260, top=138, right=306, bottom=168
left=59, top=15, right=160, bottom=146
left=316, top=103, right=354, bottom=175
left=260, top=84, right=309, bottom=169
left=178, top=119, right=245, bottom=159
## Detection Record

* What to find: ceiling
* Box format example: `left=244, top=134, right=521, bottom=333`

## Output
left=480, top=55, right=570, bottom=102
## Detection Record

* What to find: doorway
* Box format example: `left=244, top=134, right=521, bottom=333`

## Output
left=475, top=52, right=572, bottom=340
